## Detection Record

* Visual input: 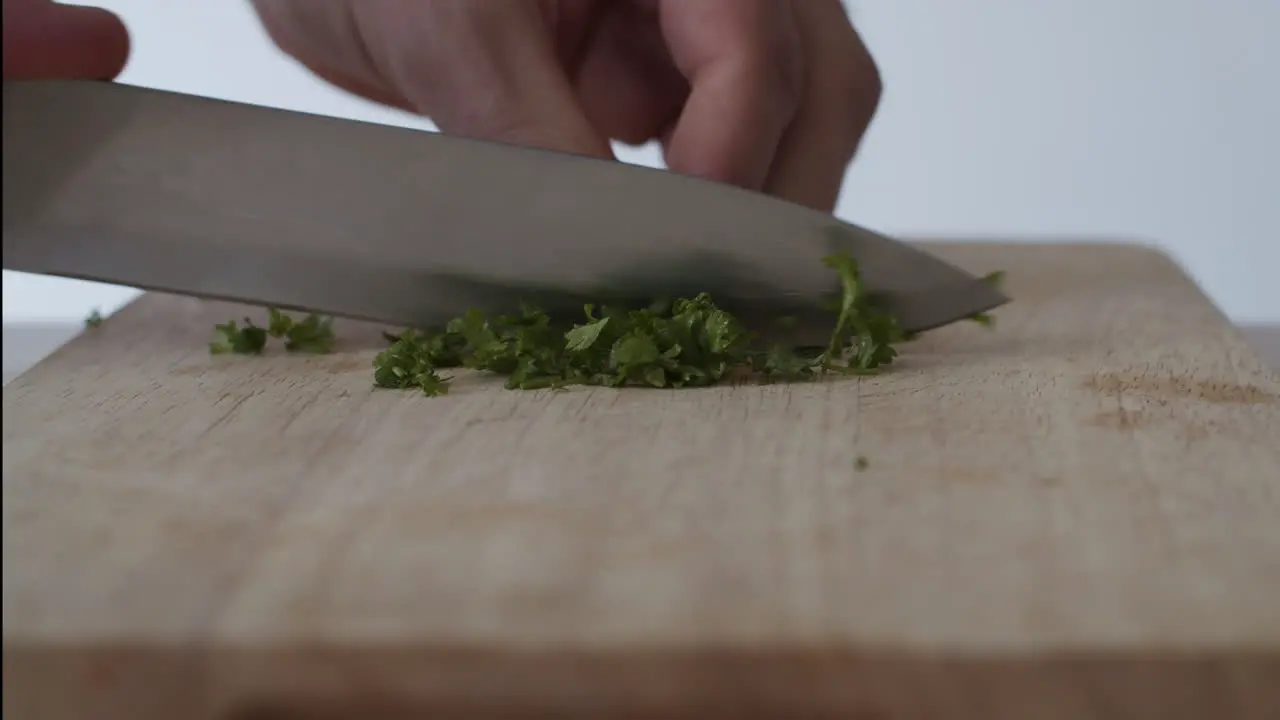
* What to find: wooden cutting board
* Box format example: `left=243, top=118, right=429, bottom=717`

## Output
left=4, top=242, right=1279, bottom=719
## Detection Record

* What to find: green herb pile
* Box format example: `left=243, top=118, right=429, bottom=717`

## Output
left=210, top=307, right=335, bottom=355
left=373, top=252, right=910, bottom=397
left=207, top=254, right=1006, bottom=398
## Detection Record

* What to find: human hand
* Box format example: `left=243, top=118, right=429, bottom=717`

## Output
left=2, top=0, right=129, bottom=80
left=251, top=0, right=881, bottom=212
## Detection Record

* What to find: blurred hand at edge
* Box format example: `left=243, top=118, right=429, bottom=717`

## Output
left=252, top=0, right=882, bottom=212
left=1, top=0, right=883, bottom=213
left=3, top=0, right=129, bottom=80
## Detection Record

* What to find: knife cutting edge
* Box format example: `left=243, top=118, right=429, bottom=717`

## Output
left=2, top=80, right=1008, bottom=338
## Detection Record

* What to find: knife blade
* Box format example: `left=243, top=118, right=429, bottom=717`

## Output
left=3, top=80, right=1007, bottom=338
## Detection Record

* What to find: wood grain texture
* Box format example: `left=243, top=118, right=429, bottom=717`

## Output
left=4, top=243, right=1279, bottom=719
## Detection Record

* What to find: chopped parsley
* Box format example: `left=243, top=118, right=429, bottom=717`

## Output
left=373, top=251, right=922, bottom=394
left=206, top=254, right=1006, bottom=396
left=967, top=271, right=1006, bottom=328
left=373, top=330, right=454, bottom=396
left=210, top=308, right=334, bottom=355
left=209, top=318, right=268, bottom=355
left=84, top=308, right=103, bottom=329
left=266, top=307, right=336, bottom=354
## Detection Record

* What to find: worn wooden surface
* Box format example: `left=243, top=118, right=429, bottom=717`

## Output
left=11, top=323, right=1280, bottom=387
left=4, top=243, right=1279, bottom=719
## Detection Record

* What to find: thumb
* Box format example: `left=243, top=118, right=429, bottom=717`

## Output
left=3, top=0, right=130, bottom=80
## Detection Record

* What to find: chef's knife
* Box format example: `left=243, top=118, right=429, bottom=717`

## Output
left=3, top=80, right=1007, bottom=338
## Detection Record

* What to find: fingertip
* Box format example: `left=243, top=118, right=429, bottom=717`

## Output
left=53, top=3, right=132, bottom=79
left=3, top=2, right=131, bottom=80
left=74, top=5, right=132, bottom=79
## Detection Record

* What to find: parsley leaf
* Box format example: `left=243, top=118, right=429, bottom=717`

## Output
left=815, top=251, right=906, bottom=374
left=373, top=331, right=452, bottom=396
left=266, top=308, right=336, bottom=353
left=564, top=314, right=610, bottom=352
left=84, top=308, right=103, bottom=329
left=209, top=319, right=268, bottom=355
left=210, top=308, right=335, bottom=355
left=967, top=270, right=1007, bottom=328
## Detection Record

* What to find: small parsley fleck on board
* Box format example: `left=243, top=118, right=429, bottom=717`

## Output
left=967, top=271, right=1007, bottom=328
left=855, top=455, right=870, bottom=472
left=84, top=308, right=103, bottom=329
left=209, top=309, right=335, bottom=355
left=209, top=319, right=268, bottom=355
left=266, top=308, right=336, bottom=354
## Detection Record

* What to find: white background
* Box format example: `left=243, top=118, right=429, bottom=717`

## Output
left=5, top=0, right=1277, bottom=323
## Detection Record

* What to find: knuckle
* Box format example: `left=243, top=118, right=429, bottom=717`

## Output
left=852, top=50, right=884, bottom=117
left=829, top=44, right=883, bottom=151
left=755, top=10, right=807, bottom=113
left=248, top=0, right=300, bottom=49
left=252, top=0, right=370, bottom=70
left=768, top=48, right=808, bottom=114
